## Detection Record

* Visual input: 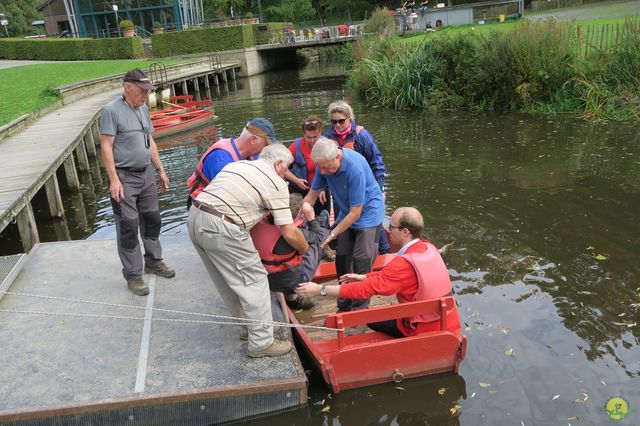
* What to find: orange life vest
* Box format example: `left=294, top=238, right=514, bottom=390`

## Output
left=338, top=125, right=363, bottom=150
left=187, top=138, right=239, bottom=200
left=398, top=240, right=455, bottom=332
left=250, top=215, right=305, bottom=274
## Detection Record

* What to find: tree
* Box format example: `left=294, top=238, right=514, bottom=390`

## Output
left=266, top=0, right=315, bottom=22
left=0, top=0, right=42, bottom=37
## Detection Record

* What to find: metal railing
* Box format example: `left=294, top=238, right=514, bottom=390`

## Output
left=134, top=25, right=152, bottom=38
left=263, top=24, right=363, bottom=45
left=209, top=53, right=222, bottom=69
left=148, top=62, right=168, bottom=87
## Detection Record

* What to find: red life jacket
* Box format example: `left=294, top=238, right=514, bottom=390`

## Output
left=398, top=240, right=455, bottom=332
left=338, top=125, right=363, bottom=150
left=250, top=215, right=305, bottom=274
left=187, top=138, right=239, bottom=200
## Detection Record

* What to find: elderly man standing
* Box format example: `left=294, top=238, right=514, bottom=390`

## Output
left=187, top=118, right=276, bottom=205
left=100, top=68, right=175, bottom=296
left=296, top=207, right=461, bottom=339
left=303, top=137, right=385, bottom=312
left=188, top=144, right=309, bottom=358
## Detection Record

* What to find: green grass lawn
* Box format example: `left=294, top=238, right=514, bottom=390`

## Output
left=399, top=4, right=637, bottom=43
left=0, top=58, right=197, bottom=127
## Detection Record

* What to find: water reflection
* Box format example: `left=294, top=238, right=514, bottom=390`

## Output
left=3, top=61, right=639, bottom=424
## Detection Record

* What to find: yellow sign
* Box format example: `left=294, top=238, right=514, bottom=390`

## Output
left=605, top=397, right=629, bottom=421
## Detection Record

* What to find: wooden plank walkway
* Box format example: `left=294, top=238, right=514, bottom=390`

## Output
left=0, top=89, right=116, bottom=246
left=0, top=61, right=241, bottom=253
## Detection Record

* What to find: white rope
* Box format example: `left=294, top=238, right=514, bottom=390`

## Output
left=0, top=290, right=343, bottom=332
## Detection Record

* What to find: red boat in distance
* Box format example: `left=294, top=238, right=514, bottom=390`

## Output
left=291, top=254, right=467, bottom=393
left=151, top=96, right=215, bottom=139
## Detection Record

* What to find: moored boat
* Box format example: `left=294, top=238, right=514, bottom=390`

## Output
left=151, top=96, right=215, bottom=139
left=291, top=255, right=467, bottom=393
left=152, top=110, right=214, bottom=139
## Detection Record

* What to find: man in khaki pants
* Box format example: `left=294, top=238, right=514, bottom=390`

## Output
left=188, top=144, right=308, bottom=358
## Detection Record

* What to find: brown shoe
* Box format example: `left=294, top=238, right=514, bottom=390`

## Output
left=144, top=262, right=175, bottom=278
left=127, top=277, right=149, bottom=296
left=248, top=338, right=292, bottom=358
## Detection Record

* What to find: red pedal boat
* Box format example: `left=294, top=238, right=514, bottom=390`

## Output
left=290, top=254, right=467, bottom=393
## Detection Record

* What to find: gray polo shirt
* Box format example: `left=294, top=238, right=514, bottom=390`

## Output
left=99, top=97, right=155, bottom=169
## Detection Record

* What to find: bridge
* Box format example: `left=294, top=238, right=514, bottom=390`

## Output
left=215, top=24, right=362, bottom=76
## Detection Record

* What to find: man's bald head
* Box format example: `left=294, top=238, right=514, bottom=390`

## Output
left=394, top=207, right=424, bottom=239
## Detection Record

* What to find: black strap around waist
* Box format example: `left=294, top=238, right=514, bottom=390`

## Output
left=117, top=165, right=148, bottom=173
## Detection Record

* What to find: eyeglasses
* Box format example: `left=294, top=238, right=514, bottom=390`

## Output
left=331, top=118, right=348, bottom=125
left=388, top=224, right=405, bottom=231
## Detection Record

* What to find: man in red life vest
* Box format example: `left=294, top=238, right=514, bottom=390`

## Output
left=186, top=118, right=276, bottom=206
left=296, top=207, right=461, bottom=338
left=250, top=194, right=329, bottom=310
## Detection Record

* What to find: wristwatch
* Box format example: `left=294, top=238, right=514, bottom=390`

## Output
left=330, top=231, right=336, bottom=239
left=320, top=284, right=327, bottom=296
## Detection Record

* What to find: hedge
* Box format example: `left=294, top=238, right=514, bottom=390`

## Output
left=151, top=23, right=292, bottom=56
left=0, top=37, right=144, bottom=60
left=152, top=25, right=256, bottom=57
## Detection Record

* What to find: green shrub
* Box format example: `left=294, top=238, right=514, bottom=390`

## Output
left=120, top=19, right=134, bottom=31
left=152, top=25, right=257, bottom=56
left=509, top=19, right=578, bottom=108
left=0, top=37, right=144, bottom=60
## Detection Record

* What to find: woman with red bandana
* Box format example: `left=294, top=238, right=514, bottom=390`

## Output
left=325, top=100, right=389, bottom=253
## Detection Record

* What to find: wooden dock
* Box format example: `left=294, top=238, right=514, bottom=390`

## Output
left=0, top=234, right=307, bottom=425
left=0, top=60, right=241, bottom=254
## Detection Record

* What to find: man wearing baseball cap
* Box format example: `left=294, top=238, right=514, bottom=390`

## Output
left=100, top=68, right=175, bottom=296
left=186, top=117, right=278, bottom=205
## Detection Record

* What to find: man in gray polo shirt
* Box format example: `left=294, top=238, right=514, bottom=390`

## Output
left=100, top=68, right=175, bottom=296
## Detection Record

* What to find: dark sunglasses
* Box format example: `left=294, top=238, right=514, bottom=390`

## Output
left=331, top=118, right=348, bottom=125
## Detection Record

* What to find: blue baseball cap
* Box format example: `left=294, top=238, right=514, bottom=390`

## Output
left=246, top=117, right=278, bottom=145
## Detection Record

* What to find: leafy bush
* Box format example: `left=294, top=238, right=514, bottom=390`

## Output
left=120, top=19, right=134, bottom=31
left=509, top=19, right=577, bottom=108
left=0, top=37, right=144, bottom=60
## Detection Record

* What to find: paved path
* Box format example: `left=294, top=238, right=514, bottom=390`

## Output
left=527, top=0, right=640, bottom=21
left=0, top=60, right=73, bottom=70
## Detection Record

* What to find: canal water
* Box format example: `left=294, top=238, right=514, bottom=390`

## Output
left=4, top=62, right=640, bottom=425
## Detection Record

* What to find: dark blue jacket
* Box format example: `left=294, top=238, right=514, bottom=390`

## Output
left=326, top=120, right=386, bottom=190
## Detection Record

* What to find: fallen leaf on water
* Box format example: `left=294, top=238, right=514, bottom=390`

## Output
left=489, top=390, right=498, bottom=394
left=595, top=254, right=607, bottom=261
left=501, top=327, right=511, bottom=335
left=449, top=403, right=462, bottom=415
left=479, top=382, right=491, bottom=388
left=395, top=386, right=405, bottom=391
left=438, top=387, right=447, bottom=395
left=505, top=347, right=515, bottom=356
left=552, top=394, right=560, bottom=400
left=618, top=313, right=626, bottom=317
left=573, top=392, right=588, bottom=403
left=628, top=322, right=637, bottom=328
left=319, top=405, right=331, bottom=413
left=578, top=291, right=596, bottom=295
left=470, top=392, right=476, bottom=398
left=600, top=379, right=607, bottom=386
left=567, top=416, right=579, bottom=421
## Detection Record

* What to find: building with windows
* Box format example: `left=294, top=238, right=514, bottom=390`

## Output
left=37, top=0, right=204, bottom=38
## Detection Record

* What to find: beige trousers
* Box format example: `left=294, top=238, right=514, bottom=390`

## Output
left=187, top=206, right=273, bottom=351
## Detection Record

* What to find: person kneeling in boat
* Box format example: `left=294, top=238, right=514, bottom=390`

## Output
left=250, top=194, right=330, bottom=311
left=296, top=207, right=461, bottom=338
